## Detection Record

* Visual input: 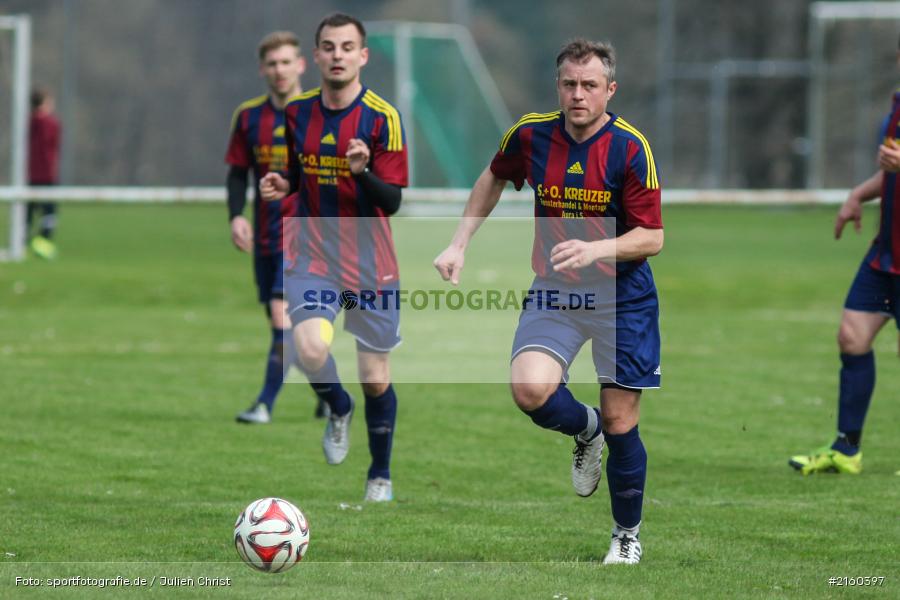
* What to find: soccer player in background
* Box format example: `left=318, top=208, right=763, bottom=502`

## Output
left=789, top=38, right=900, bottom=475
left=435, top=40, right=663, bottom=564
left=260, top=13, right=408, bottom=502
left=226, top=31, right=328, bottom=424
left=27, top=88, right=62, bottom=260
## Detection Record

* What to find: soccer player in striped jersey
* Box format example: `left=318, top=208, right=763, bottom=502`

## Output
left=435, top=39, right=663, bottom=564
left=260, top=14, right=408, bottom=502
left=226, top=32, right=328, bottom=424
left=790, top=39, right=900, bottom=475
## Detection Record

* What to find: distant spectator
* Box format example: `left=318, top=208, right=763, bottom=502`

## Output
left=28, top=87, right=62, bottom=260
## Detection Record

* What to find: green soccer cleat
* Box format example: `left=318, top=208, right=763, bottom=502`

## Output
left=30, top=235, right=57, bottom=260
left=789, top=446, right=862, bottom=475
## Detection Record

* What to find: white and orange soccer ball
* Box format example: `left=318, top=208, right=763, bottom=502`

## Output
left=234, top=497, right=310, bottom=573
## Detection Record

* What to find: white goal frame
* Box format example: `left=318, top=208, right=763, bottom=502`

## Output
left=0, top=14, right=31, bottom=262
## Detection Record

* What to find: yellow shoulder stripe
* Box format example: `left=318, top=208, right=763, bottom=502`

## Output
left=362, top=94, right=402, bottom=152
left=229, top=94, right=267, bottom=130
left=294, top=87, right=321, bottom=101
left=499, top=111, right=560, bottom=152
left=362, top=90, right=403, bottom=152
left=614, top=118, right=659, bottom=190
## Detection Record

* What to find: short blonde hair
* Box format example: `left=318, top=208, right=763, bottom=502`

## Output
left=258, top=31, right=301, bottom=61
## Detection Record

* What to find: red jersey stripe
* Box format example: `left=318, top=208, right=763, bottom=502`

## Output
left=536, top=127, right=575, bottom=282
left=256, top=105, right=275, bottom=251
left=303, top=102, right=328, bottom=278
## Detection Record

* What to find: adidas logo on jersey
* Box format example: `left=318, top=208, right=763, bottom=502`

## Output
left=567, top=161, right=584, bottom=175
left=320, top=132, right=336, bottom=145
left=653, top=366, right=662, bottom=375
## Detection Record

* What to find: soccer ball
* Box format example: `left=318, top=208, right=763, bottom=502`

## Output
left=233, top=497, right=310, bottom=573
left=339, top=289, right=359, bottom=310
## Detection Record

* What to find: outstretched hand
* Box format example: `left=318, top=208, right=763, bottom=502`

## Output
left=834, top=197, right=862, bottom=240
left=230, top=216, right=253, bottom=253
left=434, top=246, right=465, bottom=286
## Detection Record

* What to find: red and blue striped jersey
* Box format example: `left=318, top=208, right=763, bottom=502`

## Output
left=490, top=111, right=662, bottom=283
left=284, top=86, right=408, bottom=292
left=225, top=95, right=298, bottom=256
left=870, top=89, right=900, bottom=274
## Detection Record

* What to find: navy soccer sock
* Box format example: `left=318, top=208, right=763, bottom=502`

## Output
left=256, top=329, right=288, bottom=411
left=364, top=385, right=398, bottom=480
left=832, top=352, right=875, bottom=455
left=523, top=384, right=600, bottom=439
left=39, top=203, right=58, bottom=239
left=605, top=425, right=647, bottom=530
left=306, top=354, right=352, bottom=416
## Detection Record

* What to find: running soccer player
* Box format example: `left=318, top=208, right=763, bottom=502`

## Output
left=226, top=31, right=327, bottom=424
left=259, top=14, right=408, bottom=502
left=789, top=38, right=900, bottom=475
left=435, top=39, right=663, bottom=564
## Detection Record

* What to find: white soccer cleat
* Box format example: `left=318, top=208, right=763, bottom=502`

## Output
left=364, top=477, right=393, bottom=502
left=602, top=530, right=642, bottom=565
left=236, top=403, right=271, bottom=424
left=571, top=431, right=604, bottom=497
left=322, top=397, right=354, bottom=465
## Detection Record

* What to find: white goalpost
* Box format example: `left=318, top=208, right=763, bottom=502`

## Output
left=807, top=1, right=900, bottom=188
left=0, top=14, right=31, bottom=262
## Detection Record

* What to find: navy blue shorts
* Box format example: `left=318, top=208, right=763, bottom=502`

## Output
left=253, top=253, right=285, bottom=304
left=844, top=258, right=900, bottom=328
left=285, top=273, right=402, bottom=352
left=511, top=265, right=661, bottom=389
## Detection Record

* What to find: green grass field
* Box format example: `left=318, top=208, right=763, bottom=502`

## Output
left=1, top=203, right=898, bottom=599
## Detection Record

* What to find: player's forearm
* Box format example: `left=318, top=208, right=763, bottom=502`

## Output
left=227, top=167, right=249, bottom=220
left=451, top=168, right=506, bottom=249
left=285, top=120, right=301, bottom=197
left=594, top=227, right=664, bottom=262
left=354, top=170, right=402, bottom=215
left=851, top=171, right=883, bottom=203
